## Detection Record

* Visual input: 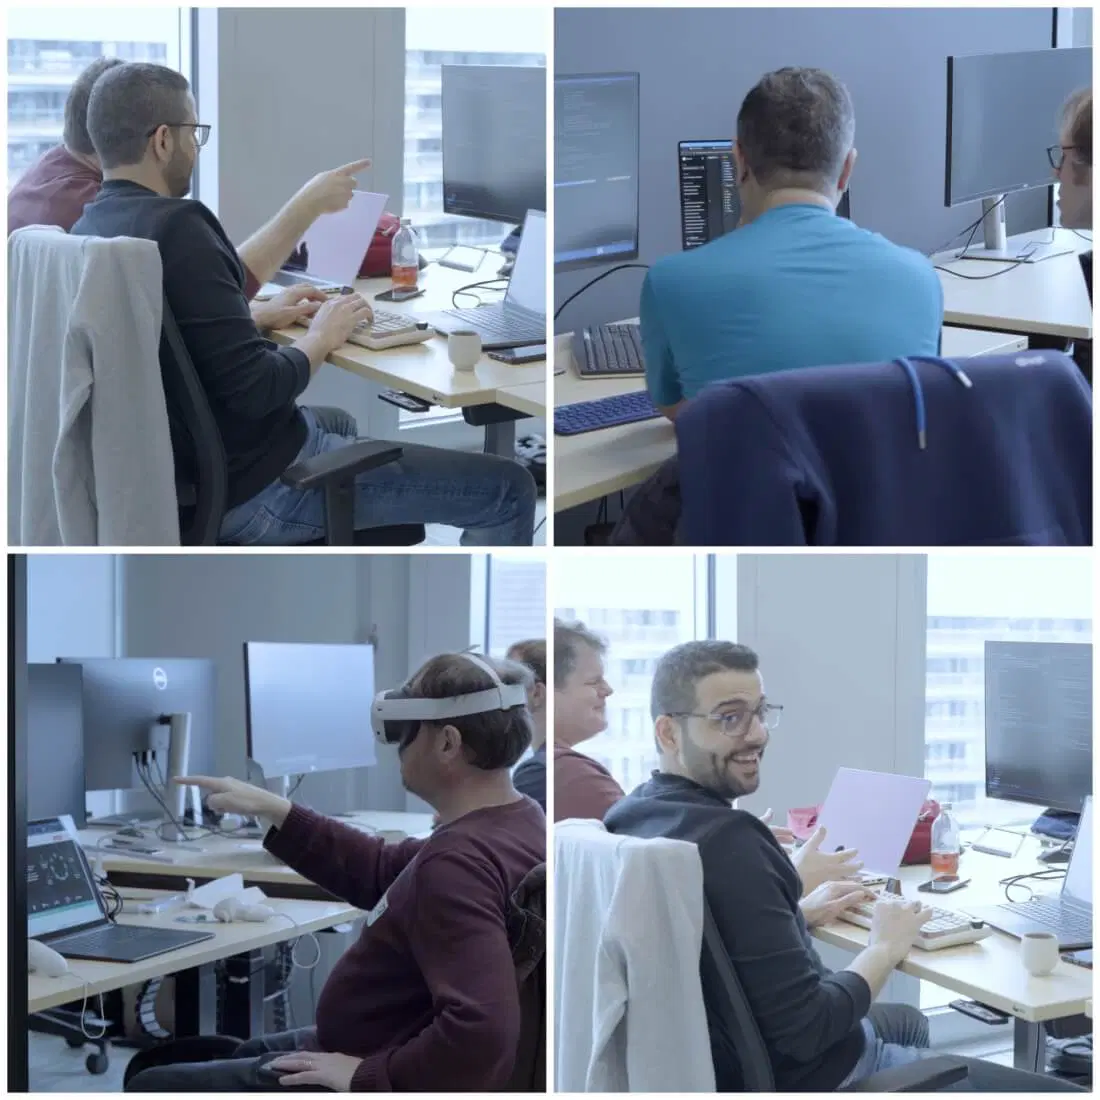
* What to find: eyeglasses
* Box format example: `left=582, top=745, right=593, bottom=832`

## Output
left=146, top=122, right=212, bottom=148
left=667, top=700, right=783, bottom=737
left=1047, top=144, right=1081, bottom=170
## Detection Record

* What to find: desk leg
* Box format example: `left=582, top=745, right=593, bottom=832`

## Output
left=222, top=949, right=266, bottom=1040
left=1013, top=1018, right=1045, bottom=1073
left=484, top=421, right=516, bottom=458
left=173, top=964, right=217, bottom=1037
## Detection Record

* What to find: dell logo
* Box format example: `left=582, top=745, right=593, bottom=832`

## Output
left=153, top=667, right=168, bottom=691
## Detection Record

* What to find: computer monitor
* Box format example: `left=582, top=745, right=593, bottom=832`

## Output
left=27, top=664, right=87, bottom=827
left=945, top=46, right=1092, bottom=261
left=678, top=138, right=851, bottom=251
left=441, top=65, right=547, bottom=225
left=554, top=72, right=639, bottom=270
left=984, top=640, right=1092, bottom=814
left=243, top=642, right=377, bottom=781
left=58, top=658, right=218, bottom=794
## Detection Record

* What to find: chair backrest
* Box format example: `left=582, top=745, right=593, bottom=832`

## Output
left=157, top=292, right=228, bottom=545
left=507, top=862, right=546, bottom=1090
left=699, top=899, right=776, bottom=1092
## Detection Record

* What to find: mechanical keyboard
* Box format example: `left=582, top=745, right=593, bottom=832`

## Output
left=554, top=390, right=661, bottom=436
left=574, top=323, right=646, bottom=378
left=298, top=309, right=432, bottom=351
left=838, top=898, right=991, bottom=951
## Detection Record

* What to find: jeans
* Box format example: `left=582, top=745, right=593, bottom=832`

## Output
left=219, top=407, right=537, bottom=546
left=841, top=1015, right=1085, bottom=1092
left=125, top=1028, right=329, bottom=1092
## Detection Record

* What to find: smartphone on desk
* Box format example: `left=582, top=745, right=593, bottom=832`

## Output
left=918, top=875, right=970, bottom=894
left=488, top=343, right=546, bottom=364
left=375, top=287, right=425, bottom=303
left=1062, top=949, right=1092, bottom=969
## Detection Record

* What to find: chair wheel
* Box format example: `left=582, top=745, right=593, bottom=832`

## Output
left=86, top=1051, right=109, bottom=1075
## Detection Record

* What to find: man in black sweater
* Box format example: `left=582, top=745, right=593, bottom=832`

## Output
left=71, top=62, right=536, bottom=545
left=605, top=640, right=1081, bottom=1092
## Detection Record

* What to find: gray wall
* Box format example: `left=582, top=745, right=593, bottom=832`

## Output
left=554, top=6, right=1058, bottom=331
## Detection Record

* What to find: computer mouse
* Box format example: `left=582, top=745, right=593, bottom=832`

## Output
left=28, top=939, right=69, bottom=978
left=117, top=826, right=144, bottom=838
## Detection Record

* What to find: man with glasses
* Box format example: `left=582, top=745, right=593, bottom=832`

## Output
left=604, top=640, right=1080, bottom=1092
left=71, top=62, right=536, bottom=546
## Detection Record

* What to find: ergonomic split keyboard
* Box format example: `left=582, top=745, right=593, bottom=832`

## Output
left=554, top=390, right=661, bottom=436
left=838, top=897, right=991, bottom=951
left=574, top=323, right=646, bottom=378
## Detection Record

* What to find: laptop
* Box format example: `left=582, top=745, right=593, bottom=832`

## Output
left=259, top=189, right=388, bottom=297
left=964, top=796, right=1093, bottom=951
left=27, top=816, right=214, bottom=963
left=420, top=209, right=546, bottom=349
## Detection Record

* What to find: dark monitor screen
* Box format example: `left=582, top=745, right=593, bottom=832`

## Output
left=27, top=664, right=86, bottom=827
left=58, top=658, right=217, bottom=793
left=945, top=46, right=1092, bottom=206
left=441, top=65, right=547, bottom=225
left=984, top=640, right=1092, bottom=812
left=678, top=138, right=850, bottom=250
left=243, top=642, right=376, bottom=780
left=555, top=72, right=639, bottom=270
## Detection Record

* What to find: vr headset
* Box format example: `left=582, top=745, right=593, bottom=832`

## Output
left=372, top=653, right=528, bottom=746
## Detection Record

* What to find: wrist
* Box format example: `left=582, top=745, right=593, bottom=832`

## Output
left=867, top=939, right=908, bottom=967
left=263, top=794, right=292, bottom=829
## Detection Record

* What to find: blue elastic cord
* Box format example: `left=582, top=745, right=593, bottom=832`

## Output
left=893, top=357, right=974, bottom=450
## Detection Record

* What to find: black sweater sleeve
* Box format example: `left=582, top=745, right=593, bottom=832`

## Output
left=699, top=815, right=871, bottom=1066
left=158, top=203, right=310, bottom=419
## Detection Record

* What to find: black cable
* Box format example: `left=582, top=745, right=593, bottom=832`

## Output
left=1071, top=230, right=1092, bottom=243
left=554, top=263, right=650, bottom=322
left=934, top=260, right=1026, bottom=281
left=928, top=196, right=1008, bottom=259
left=533, top=516, right=546, bottom=538
left=451, top=278, right=508, bottom=308
left=287, top=774, right=304, bottom=798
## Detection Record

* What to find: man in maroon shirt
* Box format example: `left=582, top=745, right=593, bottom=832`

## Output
left=125, top=652, right=545, bottom=1093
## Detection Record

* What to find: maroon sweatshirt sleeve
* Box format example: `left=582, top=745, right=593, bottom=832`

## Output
left=554, top=748, right=626, bottom=822
left=8, top=171, right=101, bottom=234
left=350, top=850, right=520, bottom=1091
left=264, top=804, right=426, bottom=911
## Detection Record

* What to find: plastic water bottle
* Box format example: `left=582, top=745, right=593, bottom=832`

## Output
left=391, top=218, right=419, bottom=292
left=930, top=803, right=961, bottom=876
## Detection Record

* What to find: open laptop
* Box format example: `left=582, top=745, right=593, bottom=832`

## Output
left=964, top=796, right=1093, bottom=951
left=420, top=209, right=546, bottom=349
left=259, top=189, right=388, bottom=297
left=27, top=816, right=214, bottom=963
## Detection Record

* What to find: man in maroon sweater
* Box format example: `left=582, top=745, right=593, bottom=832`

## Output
left=125, top=652, right=545, bottom=1092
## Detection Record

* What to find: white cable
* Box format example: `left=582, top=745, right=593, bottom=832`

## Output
left=265, top=912, right=322, bottom=971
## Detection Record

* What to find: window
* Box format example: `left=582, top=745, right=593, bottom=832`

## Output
left=553, top=554, right=712, bottom=792
left=485, top=552, right=546, bottom=658
left=924, top=555, right=1092, bottom=829
left=403, top=7, right=545, bottom=249
left=7, top=9, right=190, bottom=190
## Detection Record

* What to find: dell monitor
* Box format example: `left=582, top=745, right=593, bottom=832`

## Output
left=945, top=46, right=1092, bottom=261
left=984, top=640, right=1092, bottom=815
left=678, top=138, right=850, bottom=250
left=441, top=65, right=547, bottom=226
left=27, top=664, right=87, bottom=827
left=243, top=642, right=377, bottom=783
left=58, top=658, right=217, bottom=796
left=555, top=72, right=639, bottom=270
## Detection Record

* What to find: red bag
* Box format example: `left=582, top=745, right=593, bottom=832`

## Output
left=358, top=212, right=400, bottom=278
left=786, top=799, right=941, bottom=865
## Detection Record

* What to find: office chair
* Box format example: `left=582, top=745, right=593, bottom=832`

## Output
left=506, top=862, right=546, bottom=1091
left=160, top=295, right=424, bottom=547
left=699, top=901, right=970, bottom=1092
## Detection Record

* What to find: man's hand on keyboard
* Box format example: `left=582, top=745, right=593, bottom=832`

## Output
left=311, top=292, right=374, bottom=351
left=792, top=826, right=863, bottom=896
left=250, top=284, right=328, bottom=332
left=868, top=896, right=936, bottom=963
left=800, top=881, right=878, bottom=928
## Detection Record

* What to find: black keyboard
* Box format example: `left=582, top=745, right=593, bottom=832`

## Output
left=998, top=897, right=1092, bottom=942
left=574, top=324, right=646, bottom=378
left=554, top=390, right=661, bottom=436
left=53, top=924, right=213, bottom=962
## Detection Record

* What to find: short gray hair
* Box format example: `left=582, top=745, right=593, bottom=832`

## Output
left=86, top=62, right=192, bottom=169
left=651, top=641, right=759, bottom=721
left=554, top=618, right=607, bottom=689
left=737, top=67, right=855, bottom=193
left=63, top=57, right=124, bottom=156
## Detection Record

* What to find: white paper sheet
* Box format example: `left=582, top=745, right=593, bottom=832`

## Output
left=296, top=189, right=388, bottom=286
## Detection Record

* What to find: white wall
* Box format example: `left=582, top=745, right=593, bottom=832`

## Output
left=27, top=555, right=120, bottom=662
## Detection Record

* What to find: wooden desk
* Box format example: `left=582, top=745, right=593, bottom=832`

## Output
left=812, top=837, right=1092, bottom=1070
left=553, top=327, right=1028, bottom=514
left=496, top=380, right=547, bottom=419
left=936, top=229, right=1092, bottom=342
left=83, top=810, right=434, bottom=901
left=30, top=890, right=359, bottom=1027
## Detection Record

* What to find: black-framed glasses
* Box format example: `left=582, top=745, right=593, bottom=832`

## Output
left=668, top=700, right=783, bottom=737
left=146, top=122, right=211, bottom=148
left=1047, top=144, right=1080, bottom=171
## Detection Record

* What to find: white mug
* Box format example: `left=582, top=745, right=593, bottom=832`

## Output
left=448, top=330, right=482, bottom=373
left=1021, top=931, right=1060, bottom=976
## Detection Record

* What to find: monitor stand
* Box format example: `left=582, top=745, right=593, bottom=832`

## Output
left=959, top=196, right=1075, bottom=263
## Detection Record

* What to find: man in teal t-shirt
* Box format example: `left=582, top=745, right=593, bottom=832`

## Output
left=641, top=67, right=943, bottom=420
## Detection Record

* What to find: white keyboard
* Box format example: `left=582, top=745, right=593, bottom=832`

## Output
left=838, top=898, right=992, bottom=951
left=297, top=309, right=433, bottom=351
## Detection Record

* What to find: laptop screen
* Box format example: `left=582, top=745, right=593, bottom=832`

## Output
left=27, top=817, right=104, bottom=939
left=1063, top=796, right=1093, bottom=907
left=505, top=210, right=547, bottom=317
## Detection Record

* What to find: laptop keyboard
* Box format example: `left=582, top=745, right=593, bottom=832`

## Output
left=445, top=306, right=543, bottom=341
left=53, top=924, right=199, bottom=959
left=997, top=896, right=1092, bottom=941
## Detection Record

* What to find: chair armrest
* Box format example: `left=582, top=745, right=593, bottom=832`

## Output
left=842, top=1055, right=969, bottom=1092
left=281, top=441, right=402, bottom=491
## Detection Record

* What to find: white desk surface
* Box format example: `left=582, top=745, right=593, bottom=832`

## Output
left=272, top=260, right=545, bottom=409
left=812, top=836, right=1092, bottom=1024
left=29, top=889, right=360, bottom=1014
left=936, top=229, right=1091, bottom=341
left=495, top=380, right=547, bottom=419
left=552, top=326, right=1028, bottom=513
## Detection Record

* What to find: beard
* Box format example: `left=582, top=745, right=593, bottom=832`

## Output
left=681, top=735, right=763, bottom=802
left=164, top=146, right=194, bottom=199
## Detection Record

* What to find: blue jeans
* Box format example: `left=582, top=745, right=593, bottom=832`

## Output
left=219, top=407, right=537, bottom=546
